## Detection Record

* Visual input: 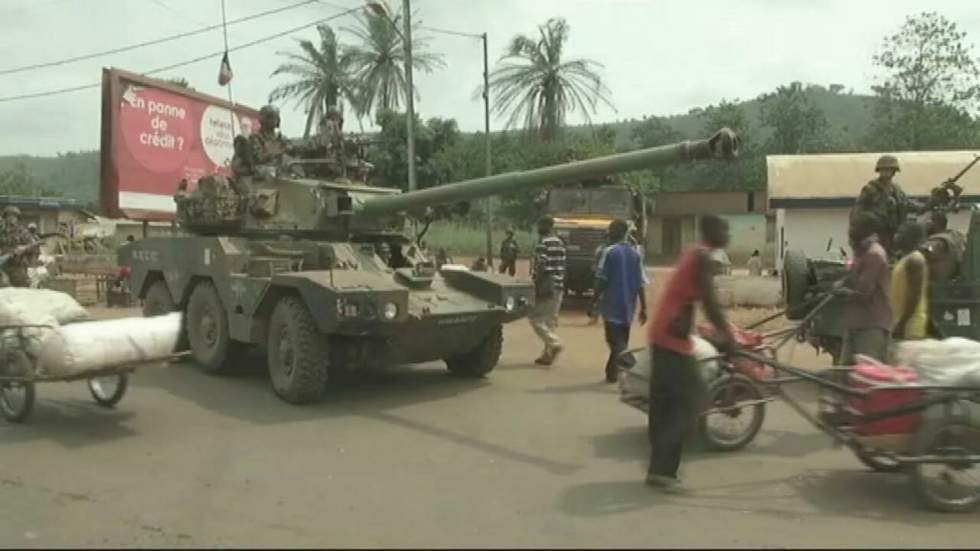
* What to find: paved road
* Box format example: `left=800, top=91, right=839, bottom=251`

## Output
left=1, top=302, right=976, bottom=548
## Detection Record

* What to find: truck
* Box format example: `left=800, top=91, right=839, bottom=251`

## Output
left=540, top=178, right=649, bottom=296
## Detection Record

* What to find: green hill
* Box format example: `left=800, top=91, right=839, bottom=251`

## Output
left=574, top=84, right=877, bottom=150
left=0, top=151, right=100, bottom=204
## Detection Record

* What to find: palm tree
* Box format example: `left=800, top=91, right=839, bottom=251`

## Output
left=341, top=1, right=445, bottom=119
left=268, top=24, right=360, bottom=138
left=486, top=18, right=613, bottom=141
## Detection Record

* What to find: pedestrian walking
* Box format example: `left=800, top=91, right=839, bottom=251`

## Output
left=646, top=214, right=735, bottom=493
left=498, top=229, right=520, bottom=276
left=529, top=216, right=566, bottom=366
left=594, top=219, right=648, bottom=383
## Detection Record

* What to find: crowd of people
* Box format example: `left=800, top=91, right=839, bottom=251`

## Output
left=513, top=153, right=949, bottom=493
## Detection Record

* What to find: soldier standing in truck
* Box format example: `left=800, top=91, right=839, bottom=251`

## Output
left=851, top=155, right=926, bottom=257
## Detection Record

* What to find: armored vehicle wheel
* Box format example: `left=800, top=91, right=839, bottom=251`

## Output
left=266, top=296, right=328, bottom=405
left=783, top=250, right=809, bottom=320
left=445, top=325, right=503, bottom=378
left=187, top=281, right=240, bottom=375
left=143, top=280, right=177, bottom=316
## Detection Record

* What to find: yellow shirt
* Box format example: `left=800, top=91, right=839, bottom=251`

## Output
left=890, top=250, right=929, bottom=339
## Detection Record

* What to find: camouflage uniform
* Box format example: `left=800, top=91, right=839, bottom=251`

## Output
left=231, top=105, right=290, bottom=182
left=850, top=155, right=924, bottom=256
left=0, top=207, right=34, bottom=288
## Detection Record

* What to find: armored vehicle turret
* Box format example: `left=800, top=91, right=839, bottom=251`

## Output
left=122, top=129, right=739, bottom=405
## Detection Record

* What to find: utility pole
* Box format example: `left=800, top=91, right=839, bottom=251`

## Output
left=402, top=0, right=417, bottom=193
left=482, top=32, right=494, bottom=269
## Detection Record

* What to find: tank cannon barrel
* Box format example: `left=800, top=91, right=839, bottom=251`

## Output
left=356, top=127, right=739, bottom=217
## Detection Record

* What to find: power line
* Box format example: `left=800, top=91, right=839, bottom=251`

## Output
left=0, top=0, right=323, bottom=76
left=0, top=6, right=363, bottom=104
left=419, top=25, right=481, bottom=40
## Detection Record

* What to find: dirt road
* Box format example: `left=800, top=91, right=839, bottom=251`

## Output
left=1, top=279, right=976, bottom=547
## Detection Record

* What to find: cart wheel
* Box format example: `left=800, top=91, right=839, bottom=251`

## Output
left=0, top=380, right=35, bottom=423
left=909, top=415, right=980, bottom=513
left=699, top=374, right=766, bottom=452
left=855, top=450, right=904, bottom=473
left=88, top=374, right=128, bottom=408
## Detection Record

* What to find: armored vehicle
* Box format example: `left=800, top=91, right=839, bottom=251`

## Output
left=539, top=179, right=649, bottom=295
left=782, top=157, right=980, bottom=362
left=121, top=129, right=739, bottom=404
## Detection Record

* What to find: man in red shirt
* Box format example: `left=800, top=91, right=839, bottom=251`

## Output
left=833, top=212, right=893, bottom=364
left=646, top=214, right=735, bottom=492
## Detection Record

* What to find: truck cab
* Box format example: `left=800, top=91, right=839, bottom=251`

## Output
left=541, top=181, right=647, bottom=295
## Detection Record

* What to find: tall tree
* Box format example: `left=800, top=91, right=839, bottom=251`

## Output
left=869, top=12, right=980, bottom=150
left=368, top=110, right=460, bottom=191
left=486, top=17, right=614, bottom=141
left=758, top=82, right=831, bottom=154
left=630, top=115, right=682, bottom=149
left=342, top=2, right=445, bottom=118
left=268, top=24, right=360, bottom=138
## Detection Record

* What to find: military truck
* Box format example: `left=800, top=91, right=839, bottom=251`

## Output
left=539, top=178, right=648, bottom=295
left=122, top=129, right=739, bottom=405
left=782, top=158, right=980, bottom=362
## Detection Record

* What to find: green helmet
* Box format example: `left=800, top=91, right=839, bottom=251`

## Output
left=875, top=154, right=900, bottom=172
left=259, top=105, right=280, bottom=129
left=3, top=206, right=20, bottom=217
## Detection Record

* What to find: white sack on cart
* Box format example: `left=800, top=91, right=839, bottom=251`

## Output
left=0, top=288, right=89, bottom=326
left=619, top=336, right=720, bottom=402
left=34, top=312, right=182, bottom=378
left=893, top=338, right=980, bottom=387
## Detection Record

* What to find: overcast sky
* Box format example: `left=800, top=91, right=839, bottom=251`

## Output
left=1, top=0, right=979, bottom=156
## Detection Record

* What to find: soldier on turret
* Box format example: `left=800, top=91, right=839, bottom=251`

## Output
left=318, top=107, right=344, bottom=155
left=231, top=105, right=290, bottom=180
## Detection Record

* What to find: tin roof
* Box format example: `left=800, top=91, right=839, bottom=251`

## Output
left=0, top=195, right=82, bottom=210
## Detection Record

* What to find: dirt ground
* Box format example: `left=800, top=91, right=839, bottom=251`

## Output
left=1, top=263, right=976, bottom=548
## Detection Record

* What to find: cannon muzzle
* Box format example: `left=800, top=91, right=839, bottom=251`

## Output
left=356, top=128, right=739, bottom=217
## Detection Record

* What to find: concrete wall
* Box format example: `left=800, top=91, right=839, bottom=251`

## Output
left=646, top=213, right=772, bottom=266
left=654, top=191, right=767, bottom=215
left=774, top=206, right=973, bottom=271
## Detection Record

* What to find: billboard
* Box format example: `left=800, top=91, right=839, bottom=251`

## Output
left=100, top=68, right=261, bottom=220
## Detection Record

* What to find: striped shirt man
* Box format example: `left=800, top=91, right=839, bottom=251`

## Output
left=533, top=234, right=567, bottom=292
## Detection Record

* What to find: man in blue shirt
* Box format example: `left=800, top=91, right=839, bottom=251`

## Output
left=595, top=219, right=649, bottom=383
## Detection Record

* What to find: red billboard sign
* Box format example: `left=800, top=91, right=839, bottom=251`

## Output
left=100, top=68, right=261, bottom=220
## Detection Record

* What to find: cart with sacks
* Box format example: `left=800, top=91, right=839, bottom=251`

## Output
left=618, top=315, right=980, bottom=512
left=0, top=288, right=183, bottom=423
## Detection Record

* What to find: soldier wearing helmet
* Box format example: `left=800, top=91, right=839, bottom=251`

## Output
left=231, top=104, right=291, bottom=181
left=0, top=205, right=35, bottom=287
left=850, top=154, right=925, bottom=256
left=315, top=106, right=347, bottom=176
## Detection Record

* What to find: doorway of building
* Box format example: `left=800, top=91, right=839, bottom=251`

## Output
left=662, top=217, right=682, bottom=257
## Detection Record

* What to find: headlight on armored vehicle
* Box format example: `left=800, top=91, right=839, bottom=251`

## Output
left=504, top=296, right=516, bottom=312
left=382, top=301, right=399, bottom=321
